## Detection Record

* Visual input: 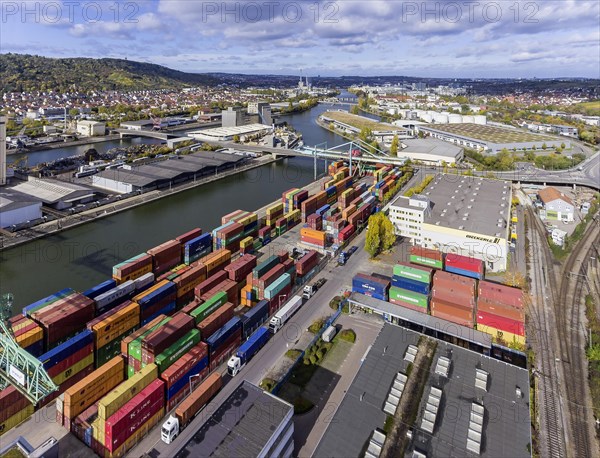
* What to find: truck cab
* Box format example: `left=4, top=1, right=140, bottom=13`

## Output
left=268, top=316, right=283, bottom=333
left=338, top=251, right=348, bottom=265
left=161, top=415, right=180, bottom=444
left=227, top=355, right=242, bottom=376
left=302, top=284, right=316, bottom=300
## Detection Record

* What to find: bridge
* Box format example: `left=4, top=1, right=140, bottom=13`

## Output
left=319, top=97, right=358, bottom=106
left=115, top=129, right=180, bottom=140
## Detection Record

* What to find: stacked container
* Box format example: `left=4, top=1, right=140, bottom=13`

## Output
left=141, top=312, right=195, bottom=367
left=258, top=226, right=271, bottom=246
left=153, top=328, right=201, bottom=374
left=296, top=250, right=319, bottom=278
left=198, top=248, right=231, bottom=277
left=10, top=315, right=44, bottom=356
left=410, top=246, right=444, bottom=269
left=172, top=263, right=207, bottom=307
left=389, top=262, right=433, bottom=313
left=195, top=270, right=228, bottom=298
left=444, top=252, right=485, bottom=280
left=225, top=254, right=257, bottom=283
left=175, top=228, right=203, bottom=255
left=301, top=195, right=318, bottom=222
left=336, top=224, right=355, bottom=245
left=206, top=317, right=242, bottom=371
left=123, top=315, right=170, bottom=377
left=132, top=280, right=176, bottom=325
left=300, top=228, right=326, bottom=249
left=430, top=270, right=476, bottom=327
left=199, top=279, right=239, bottom=307
left=476, top=281, right=525, bottom=345
left=197, top=302, right=235, bottom=340
left=266, top=202, right=284, bottom=227
left=93, top=281, right=136, bottom=316
left=147, top=240, right=181, bottom=277
left=112, top=254, right=153, bottom=284
left=241, top=300, right=269, bottom=339
left=187, top=292, right=229, bottom=324
left=213, top=221, right=244, bottom=252
left=0, top=386, right=33, bottom=436
left=183, top=233, right=212, bottom=265
left=83, top=280, right=118, bottom=300
left=239, top=236, right=254, bottom=254
left=87, top=301, right=140, bottom=367
left=352, top=273, right=390, bottom=301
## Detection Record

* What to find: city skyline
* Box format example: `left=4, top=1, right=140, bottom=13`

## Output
left=2, top=0, right=599, bottom=78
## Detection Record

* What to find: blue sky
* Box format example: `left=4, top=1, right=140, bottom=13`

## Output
left=2, top=0, right=599, bottom=78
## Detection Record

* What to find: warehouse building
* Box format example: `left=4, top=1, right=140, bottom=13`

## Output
left=77, top=120, right=106, bottom=137
left=400, top=138, right=463, bottom=165
left=0, top=190, right=42, bottom=229
left=10, top=177, right=96, bottom=210
left=418, top=123, right=568, bottom=154
left=176, top=380, right=294, bottom=458
left=388, top=175, right=511, bottom=272
left=187, top=124, right=272, bottom=142
left=314, top=323, right=531, bottom=458
left=91, top=151, right=245, bottom=194
left=537, top=186, right=575, bottom=222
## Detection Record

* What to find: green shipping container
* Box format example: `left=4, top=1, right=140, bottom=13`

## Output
left=389, top=287, right=428, bottom=308
left=128, top=317, right=170, bottom=361
left=409, top=254, right=443, bottom=270
left=155, top=329, right=201, bottom=373
left=96, top=327, right=137, bottom=368
left=190, top=292, right=228, bottom=324
left=393, top=264, right=432, bottom=284
left=253, top=255, right=279, bottom=279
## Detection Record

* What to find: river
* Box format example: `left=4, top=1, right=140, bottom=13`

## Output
left=1, top=100, right=369, bottom=311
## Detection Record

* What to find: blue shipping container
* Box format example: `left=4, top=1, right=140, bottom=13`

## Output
left=22, top=288, right=74, bottom=317
left=237, top=327, right=270, bottom=364
left=444, top=265, right=483, bottom=280
left=39, top=329, right=93, bottom=370
left=241, top=300, right=269, bottom=339
left=167, top=355, right=209, bottom=399
left=24, top=340, right=44, bottom=358
left=352, top=278, right=389, bottom=297
left=326, top=186, right=336, bottom=196
left=137, top=281, right=176, bottom=308
left=316, top=205, right=330, bottom=217
left=141, top=302, right=176, bottom=326
left=375, top=180, right=386, bottom=189
left=391, top=276, right=431, bottom=295
left=184, top=233, right=212, bottom=265
left=83, top=280, right=117, bottom=300
left=352, top=286, right=388, bottom=301
left=207, top=317, right=242, bottom=352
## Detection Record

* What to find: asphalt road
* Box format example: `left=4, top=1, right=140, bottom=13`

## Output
left=129, top=229, right=372, bottom=457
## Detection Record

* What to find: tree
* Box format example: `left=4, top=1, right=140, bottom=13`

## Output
left=390, top=135, right=399, bottom=157
left=364, top=215, right=382, bottom=258
left=561, top=142, right=566, bottom=149
left=69, top=108, right=80, bottom=118
left=233, top=135, right=240, bottom=143
left=350, top=105, right=360, bottom=115
left=359, top=127, right=372, bottom=142
left=379, top=214, right=397, bottom=251
left=542, top=143, right=547, bottom=150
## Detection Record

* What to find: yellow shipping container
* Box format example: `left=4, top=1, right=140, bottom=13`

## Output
left=92, top=416, right=104, bottom=445
left=113, top=264, right=153, bottom=284
left=93, top=303, right=140, bottom=346
left=15, top=327, right=44, bottom=348
left=477, top=324, right=525, bottom=346
left=238, top=213, right=258, bottom=226
left=240, top=237, right=253, bottom=248
left=53, top=353, right=95, bottom=386
left=201, top=249, right=231, bottom=272
left=0, top=404, right=35, bottom=436
left=266, top=202, right=283, bottom=216
left=300, top=228, right=326, bottom=241
left=132, top=280, right=171, bottom=303
left=64, top=356, right=125, bottom=420
left=97, top=363, right=158, bottom=420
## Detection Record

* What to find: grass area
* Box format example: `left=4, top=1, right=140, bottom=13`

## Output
left=1, top=449, right=25, bottom=458
left=585, top=294, right=600, bottom=423
left=285, top=349, right=303, bottom=360
left=308, top=317, right=327, bottom=334
left=383, top=415, right=394, bottom=434
left=404, top=174, right=434, bottom=197
left=259, top=377, right=276, bottom=392
left=322, top=110, right=396, bottom=131
left=338, top=329, right=356, bottom=343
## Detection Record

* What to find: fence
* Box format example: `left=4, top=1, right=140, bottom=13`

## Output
left=271, top=300, right=345, bottom=395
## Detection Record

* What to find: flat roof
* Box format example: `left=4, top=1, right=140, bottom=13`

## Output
left=349, top=292, right=492, bottom=348
left=420, top=123, right=555, bottom=144
left=413, top=341, right=531, bottom=457
left=315, top=323, right=530, bottom=458
left=314, top=324, right=420, bottom=458
left=391, top=174, right=511, bottom=238
left=0, top=191, right=41, bottom=212
left=322, top=111, right=406, bottom=133
left=188, top=123, right=270, bottom=138
left=175, top=381, right=292, bottom=458
left=402, top=138, right=463, bottom=159
left=10, top=179, right=95, bottom=204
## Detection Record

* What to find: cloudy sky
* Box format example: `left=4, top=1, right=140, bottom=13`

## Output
left=2, top=0, right=599, bottom=77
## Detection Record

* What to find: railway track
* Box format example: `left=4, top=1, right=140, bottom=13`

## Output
left=526, top=207, right=566, bottom=458
left=527, top=206, right=600, bottom=458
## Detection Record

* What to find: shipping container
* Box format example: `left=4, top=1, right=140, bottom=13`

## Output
left=476, top=323, right=525, bottom=346
left=253, top=255, right=280, bottom=279
left=89, top=301, right=140, bottom=350
left=224, top=254, right=257, bottom=282
left=94, top=281, right=136, bottom=315
left=389, top=286, right=428, bottom=309
left=393, top=262, right=433, bottom=284
left=430, top=299, right=474, bottom=327
left=409, top=246, right=444, bottom=269
left=194, top=270, right=228, bottom=298
left=352, top=273, right=390, bottom=300
left=0, top=387, right=31, bottom=424
left=39, top=330, right=93, bottom=371
left=241, top=300, right=269, bottom=339
left=154, top=329, right=201, bottom=374
left=184, top=233, right=212, bottom=265
left=296, top=250, right=319, bottom=276
left=189, top=291, right=228, bottom=324
left=23, top=288, right=75, bottom=317
left=389, top=297, right=428, bottom=314
left=391, top=275, right=430, bottom=295
left=113, top=254, right=153, bottom=283
left=197, top=302, right=235, bottom=340
left=0, top=404, right=35, bottom=436
left=476, top=310, right=525, bottom=336
left=141, top=313, right=195, bottom=365
left=83, top=280, right=118, bottom=300
left=175, top=373, right=222, bottom=427
left=478, top=281, right=524, bottom=309
left=445, top=252, right=484, bottom=276
left=477, top=299, right=525, bottom=322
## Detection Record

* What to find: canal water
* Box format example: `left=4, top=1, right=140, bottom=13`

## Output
left=1, top=102, right=365, bottom=311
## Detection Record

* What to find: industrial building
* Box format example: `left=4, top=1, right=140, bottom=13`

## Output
left=10, top=177, right=95, bottom=210
left=319, top=112, right=411, bottom=143
left=76, top=120, right=105, bottom=137
left=247, top=102, right=273, bottom=126
left=388, top=175, right=511, bottom=272
left=120, top=120, right=155, bottom=130
left=418, top=123, right=568, bottom=154
left=221, top=107, right=244, bottom=127
left=314, top=322, right=531, bottom=458
left=0, top=190, right=43, bottom=229
left=176, top=380, right=294, bottom=458
left=91, top=151, right=245, bottom=194
left=400, top=139, right=463, bottom=165
left=538, top=186, right=575, bottom=221
left=187, top=124, right=272, bottom=142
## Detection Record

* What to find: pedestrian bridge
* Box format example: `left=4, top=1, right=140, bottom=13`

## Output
left=115, top=129, right=178, bottom=140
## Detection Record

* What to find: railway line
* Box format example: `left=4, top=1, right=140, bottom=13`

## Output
left=527, top=205, right=600, bottom=458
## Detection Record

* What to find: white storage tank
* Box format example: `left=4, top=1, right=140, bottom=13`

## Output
left=462, top=115, right=475, bottom=124
left=473, top=115, right=487, bottom=125
left=421, top=114, right=433, bottom=123
left=448, top=114, right=463, bottom=124
left=433, top=113, right=449, bottom=124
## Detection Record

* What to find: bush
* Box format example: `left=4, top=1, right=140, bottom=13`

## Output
left=339, top=329, right=356, bottom=343
left=303, top=357, right=310, bottom=365
left=309, top=355, right=317, bottom=365
left=309, top=317, right=326, bottom=334
left=329, top=296, right=342, bottom=310
left=285, top=349, right=302, bottom=360
left=317, top=349, right=325, bottom=360
left=259, top=378, right=276, bottom=392
left=383, top=415, right=394, bottom=434
left=293, top=396, right=314, bottom=414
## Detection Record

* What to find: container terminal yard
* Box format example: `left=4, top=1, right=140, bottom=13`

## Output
left=0, top=160, right=597, bottom=458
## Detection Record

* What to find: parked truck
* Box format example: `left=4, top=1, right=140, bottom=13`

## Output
left=268, top=295, right=303, bottom=333
left=161, top=372, right=223, bottom=444
left=227, top=326, right=271, bottom=376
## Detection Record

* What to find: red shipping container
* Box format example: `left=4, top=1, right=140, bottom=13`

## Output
left=194, top=270, right=228, bottom=298
left=173, top=263, right=207, bottom=293
left=430, top=300, right=474, bottom=327
left=148, top=240, right=181, bottom=275
left=36, top=302, right=95, bottom=347
left=296, top=250, right=319, bottom=276
left=121, top=315, right=167, bottom=356
left=200, top=280, right=238, bottom=307
left=432, top=288, right=475, bottom=309
left=258, top=227, right=271, bottom=238
left=160, top=343, right=209, bottom=390
left=477, top=298, right=525, bottom=322
left=222, top=210, right=244, bottom=224
left=47, top=343, right=94, bottom=378
left=209, top=332, right=241, bottom=371
left=114, top=254, right=152, bottom=279
left=175, top=228, right=202, bottom=245
left=259, top=264, right=285, bottom=290
left=301, top=236, right=326, bottom=247
left=141, top=313, right=194, bottom=365
left=224, top=254, right=257, bottom=282
left=105, top=379, right=165, bottom=451
left=478, top=281, right=523, bottom=309
left=180, top=298, right=203, bottom=316
left=476, top=310, right=525, bottom=336
left=389, top=298, right=428, bottom=314
left=197, top=302, right=235, bottom=340
left=445, top=252, right=484, bottom=275
left=0, top=386, right=31, bottom=423
left=166, top=366, right=209, bottom=411
left=268, top=284, right=292, bottom=316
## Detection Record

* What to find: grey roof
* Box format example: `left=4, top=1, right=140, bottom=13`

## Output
left=402, top=138, right=463, bottom=159
left=9, top=179, right=95, bottom=204
left=314, top=325, right=420, bottom=458
left=94, top=168, right=160, bottom=188
left=0, top=192, right=41, bottom=212
left=349, top=293, right=492, bottom=348
left=176, top=381, right=293, bottom=458
left=412, top=341, right=531, bottom=458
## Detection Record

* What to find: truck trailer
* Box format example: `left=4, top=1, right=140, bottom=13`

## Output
left=227, top=326, right=271, bottom=376
left=268, top=295, right=303, bottom=333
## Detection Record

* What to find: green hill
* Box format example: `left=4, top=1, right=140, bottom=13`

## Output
left=0, top=53, right=219, bottom=93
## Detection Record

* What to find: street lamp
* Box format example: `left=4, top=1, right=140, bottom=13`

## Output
left=189, top=373, right=202, bottom=394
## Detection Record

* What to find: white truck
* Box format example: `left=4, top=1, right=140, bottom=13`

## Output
left=268, top=295, right=304, bottom=333
left=302, top=284, right=316, bottom=300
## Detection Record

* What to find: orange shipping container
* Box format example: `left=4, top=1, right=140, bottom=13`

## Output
left=175, top=373, right=222, bottom=427
left=300, top=228, right=326, bottom=242
left=92, top=302, right=140, bottom=347
left=64, top=356, right=125, bottom=420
